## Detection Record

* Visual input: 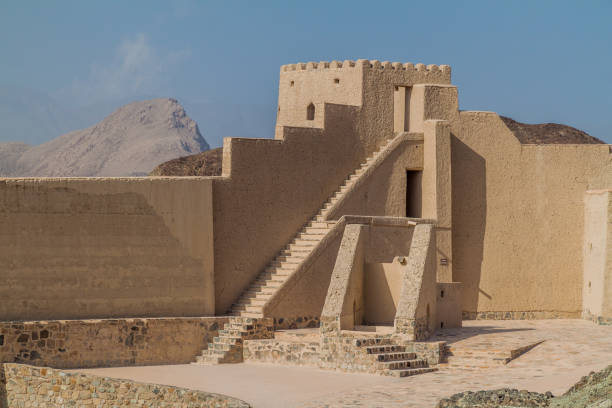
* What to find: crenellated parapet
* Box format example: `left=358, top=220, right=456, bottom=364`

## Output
left=281, top=59, right=451, bottom=76
left=277, top=58, right=453, bottom=133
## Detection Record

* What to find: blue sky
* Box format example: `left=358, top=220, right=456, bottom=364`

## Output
left=1, top=0, right=611, bottom=146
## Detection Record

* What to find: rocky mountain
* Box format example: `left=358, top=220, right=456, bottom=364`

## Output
left=0, top=142, right=31, bottom=177
left=501, top=116, right=605, bottom=144
left=0, top=98, right=209, bottom=177
left=150, top=147, right=223, bottom=177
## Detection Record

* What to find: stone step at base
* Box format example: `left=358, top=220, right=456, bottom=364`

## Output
left=214, top=336, right=242, bottom=345
left=219, top=329, right=246, bottom=337
left=380, top=359, right=427, bottom=370
left=388, top=367, right=438, bottom=378
left=353, top=338, right=394, bottom=347
left=192, top=356, right=222, bottom=365
left=375, top=352, right=417, bottom=362
left=233, top=312, right=264, bottom=318
left=366, top=345, right=405, bottom=354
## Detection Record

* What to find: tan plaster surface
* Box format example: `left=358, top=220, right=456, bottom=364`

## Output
left=77, top=319, right=612, bottom=408
left=0, top=177, right=215, bottom=320
left=453, top=111, right=612, bottom=316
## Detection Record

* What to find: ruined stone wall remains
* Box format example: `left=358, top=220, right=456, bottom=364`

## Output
left=0, top=363, right=250, bottom=408
left=0, top=317, right=227, bottom=369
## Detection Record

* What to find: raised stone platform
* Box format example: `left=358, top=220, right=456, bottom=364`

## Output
left=432, top=320, right=547, bottom=370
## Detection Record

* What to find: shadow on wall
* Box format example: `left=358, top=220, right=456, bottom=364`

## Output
left=451, top=135, right=487, bottom=314
left=0, top=364, right=7, bottom=408
left=0, top=184, right=208, bottom=321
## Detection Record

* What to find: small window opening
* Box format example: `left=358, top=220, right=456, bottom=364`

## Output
left=440, top=290, right=445, bottom=298
left=440, top=322, right=444, bottom=329
left=290, top=81, right=294, bottom=87
left=334, top=78, right=340, bottom=84
left=306, top=103, right=315, bottom=120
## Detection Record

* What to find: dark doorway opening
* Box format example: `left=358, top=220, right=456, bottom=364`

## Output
left=406, top=170, right=422, bottom=217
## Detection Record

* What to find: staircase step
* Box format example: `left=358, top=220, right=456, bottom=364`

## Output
left=284, top=246, right=312, bottom=253
left=277, top=255, right=305, bottom=262
left=262, top=271, right=292, bottom=280
left=389, top=367, right=437, bottom=378
left=289, top=240, right=318, bottom=248
left=296, top=232, right=325, bottom=241
left=193, top=355, right=221, bottom=365
left=380, top=359, right=427, bottom=370
left=264, top=266, right=293, bottom=274
left=214, top=336, right=242, bottom=345
left=233, top=305, right=263, bottom=314
left=211, top=342, right=233, bottom=352
left=354, top=338, right=394, bottom=347
left=375, top=352, right=417, bottom=362
left=270, top=261, right=300, bottom=268
left=251, top=277, right=282, bottom=285
left=219, top=329, right=244, bottom=337
left=302, top=227, right=330, bottom=234
left=251, top=282, right=281, bottom=290
left=235, top=312, right=264, bottom=318
left=308, top=221, right=329, bottom=228
left=366, top=345, right=405, bottom=354
left=245, top=287, right=276, bottom=296
left=258, top=271, right=291, bottom=280
left=234, top=299, right=266, bottom=308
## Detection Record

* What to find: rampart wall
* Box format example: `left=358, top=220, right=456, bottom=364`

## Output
left=0, top=177, right=214, bottom=320
left=453, top=111, right=612, bottom=317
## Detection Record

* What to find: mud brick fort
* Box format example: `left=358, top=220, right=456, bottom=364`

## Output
left=0, top=59, right=610, bottom=406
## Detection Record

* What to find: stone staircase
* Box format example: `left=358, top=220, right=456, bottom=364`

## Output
left=230, top=136, right=398, bottom=318
left=438, top=340, right=545, bottom=370
left=354, top=338, right=437, bottom=377
left=193, top=317, right=273, bottom=364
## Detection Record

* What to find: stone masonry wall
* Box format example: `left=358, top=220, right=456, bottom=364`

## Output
left=0, top=363, right=250, bottom=408
left=0, top=317, right=228, bottom=369
left=243, top=339, right=321, bottom=367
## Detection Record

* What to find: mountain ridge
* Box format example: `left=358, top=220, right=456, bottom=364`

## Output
left=0, top=98, right=209, bottom=177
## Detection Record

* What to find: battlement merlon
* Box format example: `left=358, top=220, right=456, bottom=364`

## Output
left=281, top=59, right=451, bottom=82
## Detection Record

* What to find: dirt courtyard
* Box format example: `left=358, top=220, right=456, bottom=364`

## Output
left=76, top=319, right=612, bottom=408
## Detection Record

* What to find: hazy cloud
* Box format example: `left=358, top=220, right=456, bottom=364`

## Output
left=63, top=33, right=189, bottom=105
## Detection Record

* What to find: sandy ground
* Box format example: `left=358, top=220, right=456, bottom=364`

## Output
left=75, top=319, right=612, bottom=408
